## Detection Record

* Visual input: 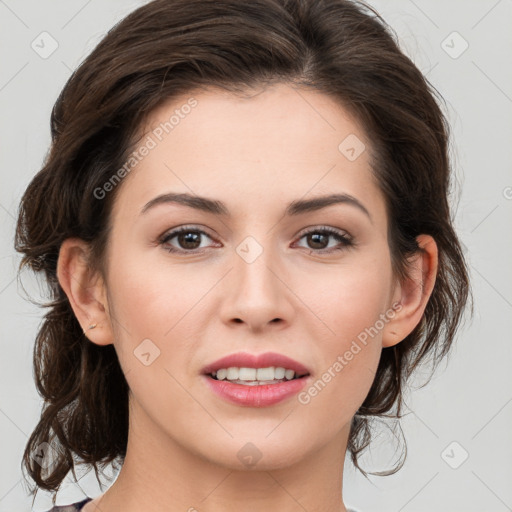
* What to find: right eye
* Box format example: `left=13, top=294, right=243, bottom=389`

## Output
left=159, top=226, right=220, bottom=254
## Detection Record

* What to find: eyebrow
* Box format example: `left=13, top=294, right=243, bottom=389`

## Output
left=140, top=192, right=372, bottom=221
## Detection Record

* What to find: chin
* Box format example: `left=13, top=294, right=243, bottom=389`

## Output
left=194, top=433, right=317, bottom=471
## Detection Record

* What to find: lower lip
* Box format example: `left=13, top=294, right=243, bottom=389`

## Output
left=203, top=375, right=310, bottom=407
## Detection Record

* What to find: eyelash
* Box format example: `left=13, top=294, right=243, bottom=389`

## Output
left=159, top=225, right=354, bottom=255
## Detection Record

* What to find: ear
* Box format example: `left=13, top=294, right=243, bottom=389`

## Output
left=382, top=234, right=438, bottom=348
left=56, top=237, right=114, bottom=346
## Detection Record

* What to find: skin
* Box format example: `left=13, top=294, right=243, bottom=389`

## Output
left=57, top=83, right=437, bottom=512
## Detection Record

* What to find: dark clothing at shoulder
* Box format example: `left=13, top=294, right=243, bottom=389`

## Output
left=44, top=497, right=92, bottom=512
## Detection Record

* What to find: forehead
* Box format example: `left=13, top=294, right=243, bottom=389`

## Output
left=110, top=83, right=387, bottom=227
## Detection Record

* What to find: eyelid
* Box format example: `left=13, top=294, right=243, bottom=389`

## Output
left=159, top=224, right=352, bottom=240
left=159, top=225, right=217, bottom=245
left=295, top=224, right=351, bottom=239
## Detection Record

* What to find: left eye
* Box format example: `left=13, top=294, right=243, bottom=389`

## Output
left=293, top=227, right=353, bottom=253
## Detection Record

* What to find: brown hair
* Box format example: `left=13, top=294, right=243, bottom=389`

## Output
left=15, top=0, right=471, bottom=502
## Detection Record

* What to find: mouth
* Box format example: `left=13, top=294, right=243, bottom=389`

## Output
left=201, top=351, right=311, bottom=387
left=202, top=353, right=312, bottom=407
left=207, top=366, right=309, bottom=386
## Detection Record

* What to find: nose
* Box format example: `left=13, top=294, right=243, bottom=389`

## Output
left=218, top=240, right=296, bottom=333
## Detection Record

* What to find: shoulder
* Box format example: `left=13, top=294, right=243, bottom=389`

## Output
left=43, top=497, right=92, bottom=512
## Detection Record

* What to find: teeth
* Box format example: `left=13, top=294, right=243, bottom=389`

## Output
left=256, top=367, right=274, bottom=380
left=212, top=366, right=300, bottom=382
left=228, top=379, right=287, bottom=386
left=239, top=367, right=257, bottom=380
left=274, top=367, right=285, bottom=379
left=284, top=369, right=295, bottom=380
left=226, top=367, right=239, bottom=380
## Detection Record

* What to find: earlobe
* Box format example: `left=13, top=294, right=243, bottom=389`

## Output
left=382, top=234, right=438, bottom=348
left=56, top=238, right=114, bottom=346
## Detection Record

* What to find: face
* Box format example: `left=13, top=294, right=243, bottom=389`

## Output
left=99, top=83, right=400, bottom=470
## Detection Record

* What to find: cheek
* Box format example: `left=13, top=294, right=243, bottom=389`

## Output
left=308, top=248, right=394, bottom=343
left=105, top=261, right=207, bottom=418
left=107, top=250, right=212, bottom=337
left=298, top=252, right=393, bottom=416
left=103, top=250, right=215, bottom=393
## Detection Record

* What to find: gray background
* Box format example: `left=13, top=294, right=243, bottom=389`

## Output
left=1, top=1, right=511, bottom=511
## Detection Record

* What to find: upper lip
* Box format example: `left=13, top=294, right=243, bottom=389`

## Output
left=202, top=351, right=310, bottom=376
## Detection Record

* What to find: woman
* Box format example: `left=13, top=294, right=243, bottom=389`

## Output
left=15, top=0, right=470, bottom=511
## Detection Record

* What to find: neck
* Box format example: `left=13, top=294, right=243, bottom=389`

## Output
left=88, top=397, right=350, bottom=512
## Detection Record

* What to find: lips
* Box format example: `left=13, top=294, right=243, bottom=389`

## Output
left=201, top=351, right=311, bottom=377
